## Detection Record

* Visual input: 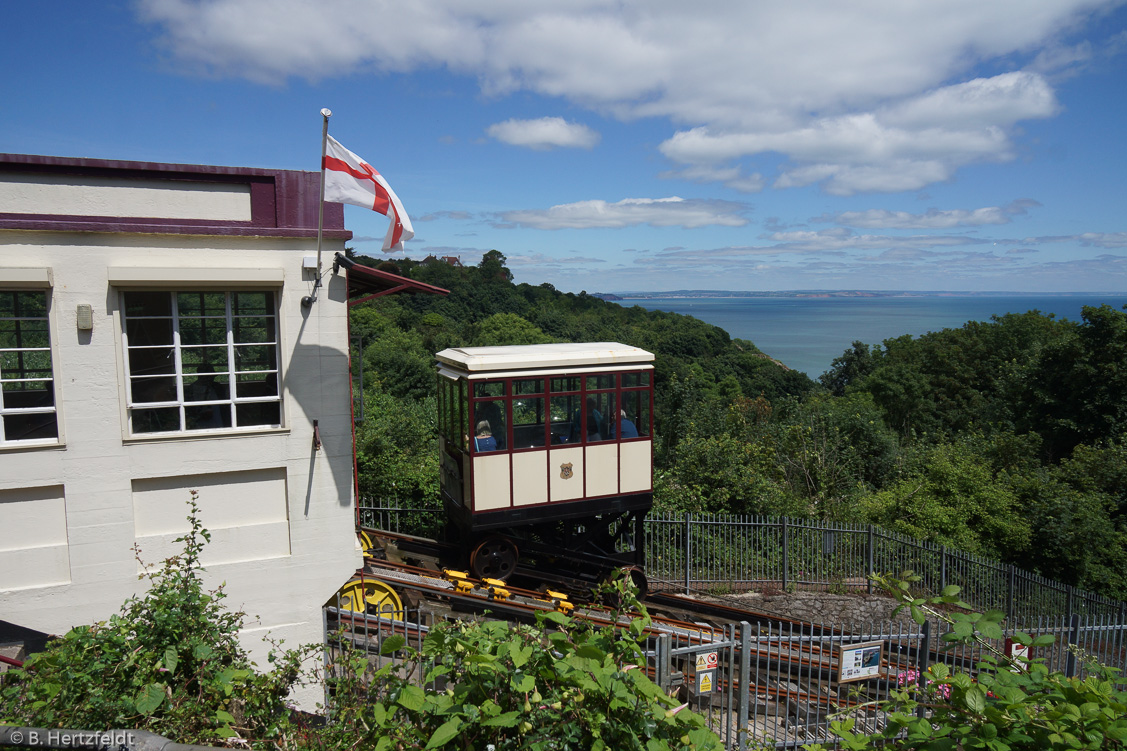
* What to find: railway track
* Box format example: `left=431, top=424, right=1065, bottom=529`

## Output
left=332, top=528, right=927, bottom=728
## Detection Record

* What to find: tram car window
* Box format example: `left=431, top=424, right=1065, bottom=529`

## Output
left=435, top=343, right=655, bottom=582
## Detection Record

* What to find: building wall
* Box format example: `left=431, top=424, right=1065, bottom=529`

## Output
left=0, top=157, right=361, bottom=708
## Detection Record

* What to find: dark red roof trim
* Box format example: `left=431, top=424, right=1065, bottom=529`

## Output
left=0, top=153, right=351, bottom=240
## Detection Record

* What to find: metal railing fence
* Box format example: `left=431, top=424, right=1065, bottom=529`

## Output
left=356, top=502, right=1127, bottom=623
left=643, top=512, right=1127, bottom=622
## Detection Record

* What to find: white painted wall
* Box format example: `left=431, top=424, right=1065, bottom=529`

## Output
left=0, top=176, right=360, bottom=709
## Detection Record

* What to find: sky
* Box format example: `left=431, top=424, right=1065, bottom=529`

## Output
left=3, top=1, right=1127, bottom=294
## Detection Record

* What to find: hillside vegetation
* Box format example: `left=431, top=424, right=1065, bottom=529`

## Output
left=351, top=251, right=1127, bottom=601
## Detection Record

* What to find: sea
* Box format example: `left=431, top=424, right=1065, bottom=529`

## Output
left=627, top=295, right=1127, bottom=378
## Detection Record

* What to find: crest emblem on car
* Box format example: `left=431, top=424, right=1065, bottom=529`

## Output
left=560, top=462, right=573, bottom=479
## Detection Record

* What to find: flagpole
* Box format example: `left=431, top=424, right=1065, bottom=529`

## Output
left=314, top=107, right=332, bottom=296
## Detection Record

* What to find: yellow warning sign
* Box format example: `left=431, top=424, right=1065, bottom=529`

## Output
left=699, top=671, right=714, bottom=693
left=695, top=651, right=718, bottom=671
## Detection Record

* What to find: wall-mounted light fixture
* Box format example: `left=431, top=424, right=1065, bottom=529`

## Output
left=76, top=304, right=93, bottom=331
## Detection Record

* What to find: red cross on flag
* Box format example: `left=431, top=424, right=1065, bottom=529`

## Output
left=322, top=135, right=415, bottom=251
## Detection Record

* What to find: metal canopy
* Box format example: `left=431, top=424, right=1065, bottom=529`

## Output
left=333, top=252, right=449, bottom=305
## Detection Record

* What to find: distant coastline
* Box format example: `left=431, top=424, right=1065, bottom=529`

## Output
left=596, top=290, right=1126, bottom=301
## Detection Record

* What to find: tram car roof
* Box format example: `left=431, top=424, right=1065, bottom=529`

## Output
left=436, top=342, right=653, bottom=375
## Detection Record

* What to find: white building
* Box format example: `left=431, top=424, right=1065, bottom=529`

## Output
left=0, top=153, right=442, bottom=704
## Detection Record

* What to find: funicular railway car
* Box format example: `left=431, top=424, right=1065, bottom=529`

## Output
left=436, top=343, right=654, bottom=590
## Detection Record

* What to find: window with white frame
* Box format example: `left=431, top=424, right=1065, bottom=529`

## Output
left=0, top=290, right=59, bottom=445
left=121, top=290, right=281, bottom=435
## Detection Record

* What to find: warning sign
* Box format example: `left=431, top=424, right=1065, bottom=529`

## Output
left=698, top=671, right=714, bottom=693
left=695, top=651, right=719, bottom=671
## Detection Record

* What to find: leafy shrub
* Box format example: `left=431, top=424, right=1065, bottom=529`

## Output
left=0, top=493, right=311, bottom=745
left=321, top=574, right=723, bottom=751
left=810, top=572, right=1127, bottom=751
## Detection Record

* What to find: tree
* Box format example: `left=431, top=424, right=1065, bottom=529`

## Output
left=471, top=312, right=556, bottom=346
left=0, top=497, right=308, bottom=744
left=859, top=441, right=1030, bottom=559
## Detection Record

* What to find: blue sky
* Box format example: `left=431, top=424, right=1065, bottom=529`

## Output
left=4, top=0, right=1127, bottom=293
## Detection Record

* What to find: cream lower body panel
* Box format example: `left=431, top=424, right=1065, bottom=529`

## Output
left=472, top=453, right=511, bottom=511
left=512, top=451, right=547, bottom=506
left=549, top=446, right=584, bottom=502
left=620, top=440, right=653, bottom=493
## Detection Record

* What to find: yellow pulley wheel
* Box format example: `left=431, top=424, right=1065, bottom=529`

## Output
left=335, top=578, right=404, bottom=619
left=358, top=529, right=376, bottom=556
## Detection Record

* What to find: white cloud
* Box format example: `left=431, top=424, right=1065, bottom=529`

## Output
left=137, top=0, right=1111, bottom=193
left=659, top=164, right=766, bottom=193
left=486, top=117, right=600, bottom=150
left=1078, top=232, right=1127, bottom=248
left=826, top=200, right=1041, bottom=229
left=496, top=196, right=750, bottom=229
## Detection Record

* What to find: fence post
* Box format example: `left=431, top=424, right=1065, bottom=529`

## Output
left=738, top=622, right=752, bottom=751
left=1008, top=565, right=1016, bottom=622
left=916, top=620, right=932, bottom=720
left=684, top=513, right=692, bottom=595
left=655, top=632, right=673, bottom=691
left=1065, top=613, right=1081, bottom=678
left=782, top=518, right=789, bottom=592
left=866, top=525, right=874, bottom=595
left=940, top=545, right=947, bottom=593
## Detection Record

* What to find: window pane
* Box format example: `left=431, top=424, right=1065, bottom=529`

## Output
left=621, top=372, right=641, bottom=388
left=474, top=380, right=505, bottom=398
left=179, top=318, right=227, bottom=346
left=513, top=378, right=543, bottom=395
left=551, top=394, right=580, bottom=444
left=0, top=292, right=12, bottom=317
left=2, top=350, right=51, bottom=376
left=584, top=393, right=614, bottom=442
left=126, top=317, right=174, bottom=346
left=184, top=371, right=229, bottom=402
left=185, top=403, right=232, bottom=430
left=235, top=372, right=278, bottom=398
left=177, top=291, right=227, bottom=316
left=234, top=344, right=277, bottom=371
left=129, top=347, right=175, bottom=376
left=621, top=391, right=651, bottom=437
left=124, top=291, right=172, bottom=317
left=551, top=376, right=579, bottom=393
left=232, top=316, right=275, bottom=344
left=2, top=382, right=54, bottom=408
left=236, top=401, right=280, bottom=427
left=182, top=347, right=229, bottom=372
left=586, top=374, right=615, bottom=391
left=130, top=376, right=177, bottom=404
left=20, top=292, right=47, bottom=317
left=458, top=380, right=468, bottom=450
left=132, top=407, right=180, bottom=433
left=473, top=400, right=506, bottom=450
left=233, top=291, right=274, bottom=315
left=511, top=396, right=544, bottom=449
left=4, top=413, right=58, bottom=441
left=0, top=319, right=50, bottom=350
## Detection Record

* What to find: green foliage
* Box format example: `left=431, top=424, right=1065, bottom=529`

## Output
left=859, top=441, right=1031, bottom=559
left=349, top=250, right=1127, bottom=600
left=355, top=388, right=441, bottom=508
left=321, top=575, right=723, bottom=751
left=807, top=572, right=1127, bottom=751
left=471, top=312, right=557, bottom=346
left=0, top=494, right=311, bottom=745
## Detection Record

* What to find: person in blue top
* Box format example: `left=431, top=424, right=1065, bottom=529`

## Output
left=474, top=420, right=498, bottom=452
left=610, top=409, right=639, bottom=439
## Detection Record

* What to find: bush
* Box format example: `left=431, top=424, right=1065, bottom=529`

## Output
left=321, top=574, right=723, bottom=751
left=0, top=493, right=311, bottom=745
